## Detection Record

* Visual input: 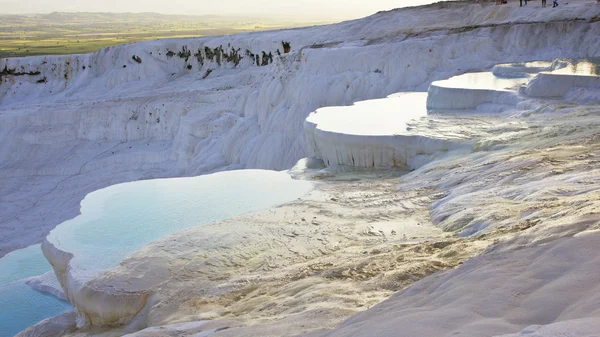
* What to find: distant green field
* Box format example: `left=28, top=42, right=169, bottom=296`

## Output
left=0, top=13, right=328, bottom=58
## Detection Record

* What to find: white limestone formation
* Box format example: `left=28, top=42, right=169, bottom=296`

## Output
left=3, top=1, right=600, bottom=337
left=2, top=2, right=599, bottom=257
left=304, top=93, right=462, bottom=169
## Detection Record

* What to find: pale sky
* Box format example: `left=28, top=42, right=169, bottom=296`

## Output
left=0, top=0, right=440, bottom=20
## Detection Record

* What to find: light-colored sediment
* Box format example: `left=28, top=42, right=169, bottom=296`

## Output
left=24, top=271, right=67, bottom=300
left=50, top=174, right=494, bottom=337
left=300, top=98, right=600, bottom=336
left=31, top=87, right=600, bottom=337
left=14, top=312, right=77, bottom=337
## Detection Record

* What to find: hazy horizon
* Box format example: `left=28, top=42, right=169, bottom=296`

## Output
left=0, top=0, right=443, bottom=21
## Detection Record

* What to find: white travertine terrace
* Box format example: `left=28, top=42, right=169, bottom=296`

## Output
left=305, top=93, right=459, bottom=169
left=1, top=1, right=599, bottom=258
left=2, top=1, right=600, bottom=337
left=426, top=72, right=529, bottom=110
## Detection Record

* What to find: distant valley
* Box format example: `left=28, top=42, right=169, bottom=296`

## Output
left=0, top=12, right=330, bottom=58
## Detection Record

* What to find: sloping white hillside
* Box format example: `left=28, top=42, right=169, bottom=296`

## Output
left=2, top=1, right=599, bottom=258
left=27, top=65, right=600, bottom=337
left=4, top=1, right=600, bottom=337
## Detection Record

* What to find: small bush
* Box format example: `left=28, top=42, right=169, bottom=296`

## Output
left=177, top=46, right=191, bottom=62
left=205, top=47, right=214, bottom=61
left=261, top=51, right=269, bottom=66
left=194, top=49, right=204, bottom=64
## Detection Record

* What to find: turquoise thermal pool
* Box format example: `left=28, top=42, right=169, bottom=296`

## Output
left=0, top=244, right=71, bottom=337
left=0, top=169, right=313, bottom=337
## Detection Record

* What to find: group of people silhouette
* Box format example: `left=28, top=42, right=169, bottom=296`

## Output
left=495, top=0, right=563, bottom=7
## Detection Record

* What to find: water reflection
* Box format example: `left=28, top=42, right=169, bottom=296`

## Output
left=551, top=58, right=600, bottom=76
left=433, top=72, right=531, bottom=90
left=310, top=92, right=428, bottom=136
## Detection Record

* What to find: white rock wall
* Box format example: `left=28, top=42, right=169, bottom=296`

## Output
left=523, top=72, right=600, bottom=97
left=426, top=85, right=519, bottom=110
left=1, top=3, right=600, bottom=257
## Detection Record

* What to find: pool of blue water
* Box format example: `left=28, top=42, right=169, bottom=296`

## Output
left=0, top=282, right=72, bottom=337
left=0, top=170, right=312, bottom=336
left=0, top=244, right=72, bottom=337
left=47, top=170, right=313, bottom=281
left=0, top=244, right=52, bottom=285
